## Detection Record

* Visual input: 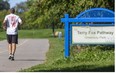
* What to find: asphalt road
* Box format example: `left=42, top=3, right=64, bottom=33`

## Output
left=0, top=39, right=49, bottom=72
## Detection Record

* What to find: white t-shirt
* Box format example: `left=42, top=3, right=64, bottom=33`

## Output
left=4, top=13, right=22, bottom=35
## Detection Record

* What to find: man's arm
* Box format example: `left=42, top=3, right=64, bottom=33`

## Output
left=18, top=17, right=22, bottom=25
left=2, top=15, right=7, bottom=30
left=2, top=20, right=7, bottom=30
left=18, top=17, right=22, bottom=30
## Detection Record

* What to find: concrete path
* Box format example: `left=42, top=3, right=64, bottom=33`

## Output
left=0, top=39, right=49, bottom=72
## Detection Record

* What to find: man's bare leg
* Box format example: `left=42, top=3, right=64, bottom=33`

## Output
left=8, top=44, right=12, bottom=59
left=8, top=44, right=12, bottom=54
left=11, top=43, right=16, bottom=60
left=12, top=43, right=16, bottom=55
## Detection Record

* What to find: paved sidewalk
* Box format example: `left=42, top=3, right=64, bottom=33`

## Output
left=0, top=39, right=49, bottom=72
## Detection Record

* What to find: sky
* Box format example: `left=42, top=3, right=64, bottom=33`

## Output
left=8, top=0, right=27, bottom=8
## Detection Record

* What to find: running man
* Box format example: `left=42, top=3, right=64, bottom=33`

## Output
left=2, top=8, right=22, bottom=61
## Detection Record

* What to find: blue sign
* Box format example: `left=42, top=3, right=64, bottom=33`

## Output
left=61, top=8, right=115, bottom=58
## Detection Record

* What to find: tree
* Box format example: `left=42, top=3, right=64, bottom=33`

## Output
left=15, top=2, right=28, bottom=13
left=0, top=0, right=10, bottom=10
left=0, top=10, right=8, bottom=31
left=20, top=0, right=114, bottom=29
left=0, top=0, right=10, bottom=31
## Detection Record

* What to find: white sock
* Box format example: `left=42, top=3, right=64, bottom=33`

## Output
left=12, top=54, right=14, bottom=57
left=9, top=53, right=12, bottom=57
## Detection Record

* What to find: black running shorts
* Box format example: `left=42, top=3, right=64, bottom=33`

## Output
left=7, top=35, right=18, bottom=44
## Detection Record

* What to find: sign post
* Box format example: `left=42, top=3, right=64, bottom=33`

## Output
left=63, top=14, right=70, bottom=57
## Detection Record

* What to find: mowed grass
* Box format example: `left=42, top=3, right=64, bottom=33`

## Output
left=0, top=29, right=114, bottom=72
left=0, top=31, right=6, bottom=40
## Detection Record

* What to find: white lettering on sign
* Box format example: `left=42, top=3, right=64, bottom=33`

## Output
left=72, top=26, right=114, bottom=44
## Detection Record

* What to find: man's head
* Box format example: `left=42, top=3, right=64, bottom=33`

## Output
left=10, top=8, right=15, bottom=13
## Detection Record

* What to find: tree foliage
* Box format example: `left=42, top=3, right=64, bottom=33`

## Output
left=0, top=0, right=10, bottom=11
left=0, top=10, right=9, bottom=31
left=18, top=0, right=115, bottom=29
left=15, top=2, right=28, bottom=13
left=0, top=0, right=10, bottom=31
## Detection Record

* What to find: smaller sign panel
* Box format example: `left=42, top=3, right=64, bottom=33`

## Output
left=72, top=26, right=114, bottom=44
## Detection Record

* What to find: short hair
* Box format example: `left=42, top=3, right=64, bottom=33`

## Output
left=10, top=8, right=15, bottom=13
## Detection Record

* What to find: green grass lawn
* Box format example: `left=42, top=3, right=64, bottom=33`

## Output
left=0, top=29, right=114, bottom=72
